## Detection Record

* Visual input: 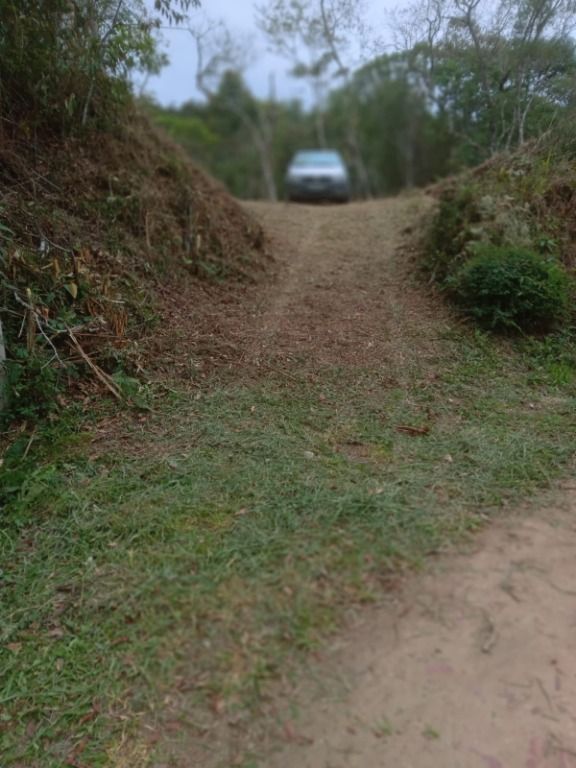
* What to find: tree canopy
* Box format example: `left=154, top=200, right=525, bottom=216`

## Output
left=0, top=0, right=198, bottom=134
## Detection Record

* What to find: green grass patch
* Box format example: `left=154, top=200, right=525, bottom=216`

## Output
left=1, top=331, right=576, bottom=765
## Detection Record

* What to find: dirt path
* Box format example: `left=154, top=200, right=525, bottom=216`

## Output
left=223, top=200, right=576, bottom=768
left=262, top=497, right=576, bottom=768
left=240, top=196, right=446, bottom=374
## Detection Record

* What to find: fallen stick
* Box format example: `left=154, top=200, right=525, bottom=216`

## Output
left=395, top=424, right=430, bottom=436
left=67, top=329, right=123, bottom=401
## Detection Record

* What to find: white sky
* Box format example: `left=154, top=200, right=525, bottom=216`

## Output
left=146, top=0, right=406, bottom=107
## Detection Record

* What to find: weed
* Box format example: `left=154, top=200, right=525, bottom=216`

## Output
left=373, top=718, right=395, bottom=738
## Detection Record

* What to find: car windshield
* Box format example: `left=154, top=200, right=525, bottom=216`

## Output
left=292, top=151, right=343, bottom=168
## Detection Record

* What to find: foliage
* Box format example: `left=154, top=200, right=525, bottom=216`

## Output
left=424, top=138, right=576, bottom=335
left=146, top=79, right=318, bottom=199
left=0, top=0, right=198, bottom=135
left=426, top=187, right=479, bottom=277
left=394, top=0, right=576, bottom=154
left=4, top=350, right=68, bottom=421
left=449, top=245, right=572, bottom=332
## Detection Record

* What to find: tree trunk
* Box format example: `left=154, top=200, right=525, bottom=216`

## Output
left=345, top=90, right=371, bottom=198
left=248, top=115, right=278, bottom=202
left=257, top=136, right=278, bottom=201
left=315, top=108, right=328, bottom=148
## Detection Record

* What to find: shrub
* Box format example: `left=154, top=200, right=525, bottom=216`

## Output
left=449, top=245, right=572, bottom=332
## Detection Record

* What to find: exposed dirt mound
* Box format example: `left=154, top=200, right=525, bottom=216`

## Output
left=0, top=114, right=267, bottom=278
left=0, top=112, right=270, bottom=410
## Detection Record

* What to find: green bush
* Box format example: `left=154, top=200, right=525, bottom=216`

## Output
left=449, top=245, right=572, bottom=332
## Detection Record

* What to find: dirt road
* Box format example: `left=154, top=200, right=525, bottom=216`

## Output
left=262, top=502, right=576, bottom=768
left=230, top=200, right=576, bottom=768
left=240, top=196, right=444, bottom=373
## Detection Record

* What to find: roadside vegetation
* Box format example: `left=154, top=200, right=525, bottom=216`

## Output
left=426, top=140, right=576, bottom=332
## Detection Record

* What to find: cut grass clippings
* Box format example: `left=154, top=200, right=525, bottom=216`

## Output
left=1, top=330, right=575, bottom=765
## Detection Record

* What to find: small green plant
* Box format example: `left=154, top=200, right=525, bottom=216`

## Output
left=3, top=350, right=68, bottom=424
left=112, top=369, right=153, bottom=410
left=523, top=332, right=576, bottom=386
left=448, top=245, right=572, bottom=332
left=373, top=718, right=395, bottom=738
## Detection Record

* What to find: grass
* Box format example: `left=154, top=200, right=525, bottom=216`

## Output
left=1, top=329, right=576, bottom=765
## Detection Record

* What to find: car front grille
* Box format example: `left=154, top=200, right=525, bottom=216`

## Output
left=302, top=176, right=332, bottom=186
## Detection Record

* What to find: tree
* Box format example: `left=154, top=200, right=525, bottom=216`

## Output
left=325, top=52, right=453, bottom=193
left=148, top=0, right=576, bottom=202
left=0, top=0, right=199, bottom=135
left=392, top=0, right=576, bottom=153
left=189, top=19, right=279, bottom=200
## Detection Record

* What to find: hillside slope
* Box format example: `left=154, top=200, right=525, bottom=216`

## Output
left=418, top=141, right=576, bottom=337
left=0, top=113, right=269, bottom=416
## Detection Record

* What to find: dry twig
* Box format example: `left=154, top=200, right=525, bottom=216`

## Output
left=67, top=329, right=123, bottom=401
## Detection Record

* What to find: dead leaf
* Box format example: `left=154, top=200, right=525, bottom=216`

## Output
left=110, top=636, right=129, bottom=647
left=211, top=696, right=226, bottom=716
left=64, top=282, right=79, bottom=300
left=282, top=720, right=314, bottom=745
left=283, top=721, right=298, bottom=742
left=66, top=735, right=89, bottom=767
left=6, top=642, right=22, bottom=654
left=78, top=705, right=100, bottom=726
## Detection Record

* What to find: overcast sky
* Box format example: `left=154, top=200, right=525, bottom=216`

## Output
left=146, top=0, right=405, bottom=107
